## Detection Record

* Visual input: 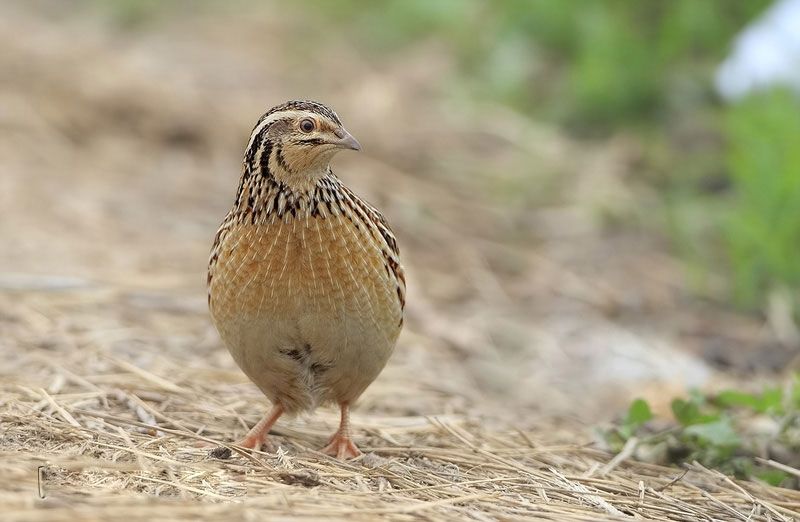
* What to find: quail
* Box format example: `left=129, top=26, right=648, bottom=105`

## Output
left=208, top=101, right=405, bottom=459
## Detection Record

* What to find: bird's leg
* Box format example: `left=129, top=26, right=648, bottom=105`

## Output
left=320, top=402, right=361, bottom=459
left=208, top=404, right=284, bottom=458
left=235, top=403, right=284, bottom=450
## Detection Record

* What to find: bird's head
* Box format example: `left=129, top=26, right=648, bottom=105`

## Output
left=243, top=100, right=360, bottom=189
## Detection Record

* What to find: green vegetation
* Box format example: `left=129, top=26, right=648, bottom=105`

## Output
left=603, top=379, right=800, bottom=487
left=307, top=0, right=800, bottom=315
left=308, top=0, right=768, bottom=129
left=723, top=90, right=800, bottom=308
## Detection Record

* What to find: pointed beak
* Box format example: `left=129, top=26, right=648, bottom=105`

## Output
left=332, top=128, right=362, bottom=151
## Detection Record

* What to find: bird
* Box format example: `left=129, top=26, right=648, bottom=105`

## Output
left=207, top=100, right=405, bottom=459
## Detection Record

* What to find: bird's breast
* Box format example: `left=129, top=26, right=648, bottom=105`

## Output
left=208, top=212, right=401, bottom=339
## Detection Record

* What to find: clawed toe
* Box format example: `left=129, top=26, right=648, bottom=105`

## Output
left=235, top=433, right=275, bottom=452
left=321, top=432, right=361, bottom=460
left=319, top=402, right=361, bottom=460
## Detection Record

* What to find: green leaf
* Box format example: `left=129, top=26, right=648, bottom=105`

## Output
left=671, top=398, right=695, bottom=425
left=683, top=419, right=740, bottom=448
left=716, top=390, right=760, bottom=409
left=757, top=388, right=783, bottom=414
left=792, top=374, right=800, bottom=408
left=716, top=388, right=784, bottom=414
left=671, top=398, right=718, bottom=426
left=624, top=398, right=653, bottom=428
left=755, top=469, right=789, bottom=487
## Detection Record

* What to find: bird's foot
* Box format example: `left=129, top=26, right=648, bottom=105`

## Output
left=320, top=431, right=361, bottom=460
left=209, top=403, right=283, bottom=458
left=234, top=432, right=275, bottom=452
left=208, top=433, right=274, bottom=459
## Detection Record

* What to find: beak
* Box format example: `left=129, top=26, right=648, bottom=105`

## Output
left=332, top=128, right=362, bottom=151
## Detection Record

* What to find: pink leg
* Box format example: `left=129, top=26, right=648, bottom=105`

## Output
left=236, top=403, right=284, bottom=450
left=320, top=402, right=361, bottom=459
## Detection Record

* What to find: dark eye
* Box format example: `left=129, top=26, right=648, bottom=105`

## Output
left=300, top=118, right=315, bottom=133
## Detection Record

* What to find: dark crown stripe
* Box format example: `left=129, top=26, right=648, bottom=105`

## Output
left=261, top=100, right=342, bottom=126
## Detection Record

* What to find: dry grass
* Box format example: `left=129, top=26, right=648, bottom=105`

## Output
left=3, top=351, right=800, bottom=522
left=1, top=3, right=799, bottom=520
left=2, top=292, right=798, bottom=522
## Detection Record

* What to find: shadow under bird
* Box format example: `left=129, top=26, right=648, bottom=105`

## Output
left=207, top=100, right=405, bottom=459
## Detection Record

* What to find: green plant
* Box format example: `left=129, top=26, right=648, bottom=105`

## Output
left=302, top=0, right=769, bottom=131
left=603, top=377, right=800, bottom=488
left=303, top=1, right=800, bottom=312
left=723, top=90, right=800, bottom=309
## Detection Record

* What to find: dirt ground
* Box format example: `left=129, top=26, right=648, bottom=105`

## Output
left=1, top=3, right=798, bottom=520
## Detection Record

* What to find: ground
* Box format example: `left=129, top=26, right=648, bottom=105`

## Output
left=1, top=3, right=798, bottom=520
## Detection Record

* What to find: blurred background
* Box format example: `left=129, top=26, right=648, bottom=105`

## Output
left=2, top=0, right=800, bottom=430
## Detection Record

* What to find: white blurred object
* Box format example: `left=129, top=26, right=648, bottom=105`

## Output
left=715, top=0, right=800, bottom=100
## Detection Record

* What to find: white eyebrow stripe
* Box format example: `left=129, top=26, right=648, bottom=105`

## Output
left=245, top=110, right=308, bottom=151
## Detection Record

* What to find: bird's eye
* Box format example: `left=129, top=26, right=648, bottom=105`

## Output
left=300, top=118, right=316, bottom=133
